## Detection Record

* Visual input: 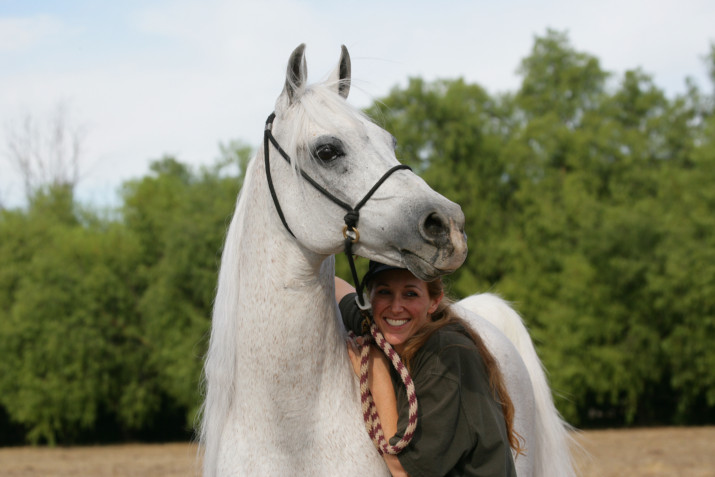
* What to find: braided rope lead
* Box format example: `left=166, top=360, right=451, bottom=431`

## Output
left=351, top=322, right=418, bottom=455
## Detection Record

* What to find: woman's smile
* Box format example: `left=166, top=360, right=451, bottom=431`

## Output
left=369, top=269, right=442, bottom=354
left=384, top=317, right=410, bottom=327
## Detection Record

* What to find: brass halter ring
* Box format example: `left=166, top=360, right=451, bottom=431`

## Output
left=342, top=225, right=360, bottom=243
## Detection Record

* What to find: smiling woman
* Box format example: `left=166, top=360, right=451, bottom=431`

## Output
left=365, top=265, right=442, bottom=354
left=337, top=261, right=521, bottom=477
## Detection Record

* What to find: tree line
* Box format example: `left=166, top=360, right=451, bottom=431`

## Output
left=1, top=30, right=713, bottom=445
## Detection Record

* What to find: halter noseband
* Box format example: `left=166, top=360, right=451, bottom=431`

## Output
left=263, top=112, right=411, bottom=304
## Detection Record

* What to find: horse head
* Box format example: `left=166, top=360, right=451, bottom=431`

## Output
left=266, top=44, right=467, bottom=280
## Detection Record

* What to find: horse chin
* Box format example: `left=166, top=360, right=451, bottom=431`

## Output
left=400, top=250, right=457, bottom=282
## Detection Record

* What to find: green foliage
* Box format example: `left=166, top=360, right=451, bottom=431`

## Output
left=367, top=31, right=715, bottom=427
left=517, top=29, right=609, bottom=125
left=121, top=154, right=242, bottom=421
left=0, top=186, right=153, bottom=444
left=1, top=32, right=714, bottom=444
left=0, top=146, right=246, bottom=444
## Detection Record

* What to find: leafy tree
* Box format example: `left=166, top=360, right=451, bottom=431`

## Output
left=0, top=186, right=152, bottom=444
left=0, top=146, right=249, bottom=444
left=366, top=31, right=715, bottom=427
left=120, top=150, right=246, bottom=424
left=516, top=29, right=608, bottom=126
left=498, top=39, right=705, bottom=424
left=652, top=72, right=715, bottom=422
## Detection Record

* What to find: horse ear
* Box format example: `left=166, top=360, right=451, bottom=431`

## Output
left=333, top=45, right=351, bottom=99
left=284, top=43, right=308, bottom=104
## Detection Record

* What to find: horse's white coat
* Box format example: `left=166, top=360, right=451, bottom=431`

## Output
left=200, top=44, right=575, bottom=477
left=209, top=181, right=385, bottom=474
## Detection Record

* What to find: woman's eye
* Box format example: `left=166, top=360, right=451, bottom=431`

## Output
left=315, top=144, right=343, bottom=163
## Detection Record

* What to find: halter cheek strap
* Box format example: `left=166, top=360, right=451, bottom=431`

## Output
left=264, top=112, right=411, bottom=303
left=264, top=113, right=295, bottom=238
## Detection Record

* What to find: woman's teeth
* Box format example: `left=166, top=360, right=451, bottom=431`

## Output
left=385, top=318, right=407, bottom=327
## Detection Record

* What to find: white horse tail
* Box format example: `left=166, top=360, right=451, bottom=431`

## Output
left=457, top=293, right=578, bottom=477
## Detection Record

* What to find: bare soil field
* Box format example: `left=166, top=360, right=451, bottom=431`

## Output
left=0, top=427, right=713, bottom=476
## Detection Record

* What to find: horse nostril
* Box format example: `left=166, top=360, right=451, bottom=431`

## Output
left=423, top=212, right=447, bottom=242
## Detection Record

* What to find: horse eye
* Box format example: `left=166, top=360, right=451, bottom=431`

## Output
left=315, top=144, right=343, bottom=163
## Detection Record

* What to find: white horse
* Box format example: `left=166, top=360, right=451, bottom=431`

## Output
left=200, top=44, right=575, bottom=476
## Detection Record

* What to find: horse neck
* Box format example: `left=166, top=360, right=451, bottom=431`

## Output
left=202, top=150, right=344, bottom=475
left=221, top=150, right=341, bottom=372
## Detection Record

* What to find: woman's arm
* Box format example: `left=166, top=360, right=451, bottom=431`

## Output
left=369, top=347, right=408, bottom=476
left=346, top=340, right=408, bottom=476
left=338, top=276, right=409, bottom=475
left=335, top=276, right=356, bottom=303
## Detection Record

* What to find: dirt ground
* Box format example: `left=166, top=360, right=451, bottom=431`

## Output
left=0, top=427, right=713, bottom=476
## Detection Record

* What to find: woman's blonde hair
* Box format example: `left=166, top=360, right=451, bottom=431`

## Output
left=374, top=276, right=525, bottom=456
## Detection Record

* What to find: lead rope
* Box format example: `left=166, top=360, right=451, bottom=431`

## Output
left=350, top=322, right=419, bottom=455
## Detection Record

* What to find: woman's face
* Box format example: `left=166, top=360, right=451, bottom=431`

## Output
left=369, top=269, right=443, bottom=354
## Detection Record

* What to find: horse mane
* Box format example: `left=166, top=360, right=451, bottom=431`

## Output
left=197, top=153, right=254, bottom=474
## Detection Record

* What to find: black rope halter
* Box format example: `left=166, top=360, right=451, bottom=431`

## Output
left=263, top=112, right=411, bottom=305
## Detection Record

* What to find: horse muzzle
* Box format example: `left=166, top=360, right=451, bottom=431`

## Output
left=400, top=204, right=468, bottom=281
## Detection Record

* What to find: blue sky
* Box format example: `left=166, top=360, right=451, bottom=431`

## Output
left=1, top=0, right=714, bottom=208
